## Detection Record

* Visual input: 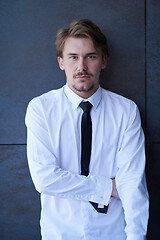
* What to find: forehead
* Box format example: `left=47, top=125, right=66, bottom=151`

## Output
left=63, top=37, right=100, bottom=54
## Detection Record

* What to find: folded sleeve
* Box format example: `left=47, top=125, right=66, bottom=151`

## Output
left=116, top=101, right=149, bottom=239
left=25, top=98, right=112, bottom=206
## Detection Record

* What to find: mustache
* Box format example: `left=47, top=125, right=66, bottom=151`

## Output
left=73, top=72, right=93, bottom=78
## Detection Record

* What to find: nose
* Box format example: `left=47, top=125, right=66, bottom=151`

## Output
left=77, top=58, right=88, bottom=72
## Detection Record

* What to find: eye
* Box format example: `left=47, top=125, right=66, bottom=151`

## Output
left=88, top=55, right=96, bottom=60
left=69, top=56, right=78, bottom=60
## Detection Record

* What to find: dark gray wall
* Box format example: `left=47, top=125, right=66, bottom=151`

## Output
left=0, top=0, right=159, bottom=239
left=146, top=0, right=160, bottom=238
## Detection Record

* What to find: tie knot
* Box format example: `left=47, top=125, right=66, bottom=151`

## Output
left=79, top=101, right=92, bottom=113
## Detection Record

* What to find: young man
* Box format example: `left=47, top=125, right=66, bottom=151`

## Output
left=25, top=19, right=149, bottom=240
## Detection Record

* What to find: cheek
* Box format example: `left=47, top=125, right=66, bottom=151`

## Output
left=66, top=62, right=76, bottom=71
left=64, top=65, right=76, bottom=78
left=91, top=63, right=102, bottom=74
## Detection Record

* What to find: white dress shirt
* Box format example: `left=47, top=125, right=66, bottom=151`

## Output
left=25, top=84, right=149, bottom=240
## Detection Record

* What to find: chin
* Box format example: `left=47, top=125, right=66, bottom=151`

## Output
left=73, top=84, right=94, bottom=93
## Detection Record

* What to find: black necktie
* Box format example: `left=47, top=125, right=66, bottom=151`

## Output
left=79, top=101, right=108, bottom=214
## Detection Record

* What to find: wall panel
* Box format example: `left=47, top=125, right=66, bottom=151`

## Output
left=146, top=0, right=160, bottom=142
left=146, top=144, right=160, bottom=238
left=0, top=0, right=145, bottom=144
left=0, top=146, right=40, bottom=240
left=146, top=0, right=160, bottom=238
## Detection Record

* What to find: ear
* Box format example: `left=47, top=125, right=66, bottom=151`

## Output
left=101, top=55, right=108, bottom=69
left=58, top=57, right=64, bottom=70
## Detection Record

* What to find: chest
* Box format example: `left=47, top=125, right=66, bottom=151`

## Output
left=46, top=105, right=125, bottom=177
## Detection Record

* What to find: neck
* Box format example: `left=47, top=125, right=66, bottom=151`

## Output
left=67, top=84, right=99, bottom=99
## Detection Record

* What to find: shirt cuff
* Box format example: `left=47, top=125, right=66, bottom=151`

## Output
left=90, top=176, right=112, bottom=206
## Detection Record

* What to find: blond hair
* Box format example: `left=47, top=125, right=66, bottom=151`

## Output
left=55, top=19, right=109, bottom=57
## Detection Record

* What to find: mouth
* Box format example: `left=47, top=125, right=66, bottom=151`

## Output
left=74, top=73, right=93, bottom=80
left=75, top=75, right=90, bottom=80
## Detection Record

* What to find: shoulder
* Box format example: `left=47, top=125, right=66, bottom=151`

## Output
left=31, top=86, right=64, bottom=104
left=27, top=86, right=65, bottom=110
left=100, top=88, right=141, bottom=127
left=25, top=86, right=65, bottom=122
left=101, top=88, right=137, bottom=112
left=100, top=88, right=142, bottom=132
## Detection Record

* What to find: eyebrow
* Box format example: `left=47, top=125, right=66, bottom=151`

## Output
left=67, top=52, right=98, bottom=56
left=67, top=53, right=78, bottom=56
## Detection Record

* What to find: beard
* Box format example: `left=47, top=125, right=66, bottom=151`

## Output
left=72, top=82, right=95, bottom=93
left=72, top=71, right=95, bottom=92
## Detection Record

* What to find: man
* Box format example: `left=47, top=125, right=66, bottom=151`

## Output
left=25, top=19, right=149, bottom=240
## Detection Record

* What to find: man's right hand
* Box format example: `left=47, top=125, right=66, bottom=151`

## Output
left=111, top=178, right=120, bottom=199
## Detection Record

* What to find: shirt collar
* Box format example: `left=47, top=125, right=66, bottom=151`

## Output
left=64, top=84, right=102, bottom=109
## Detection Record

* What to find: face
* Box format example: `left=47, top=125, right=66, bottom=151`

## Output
left=58, top=37, right=107, bottom=98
